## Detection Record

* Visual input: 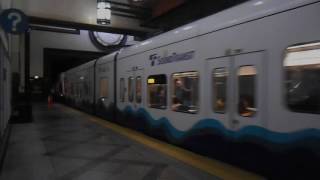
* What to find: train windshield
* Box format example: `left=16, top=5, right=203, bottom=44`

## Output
left=284, top=42, right=320, bottom=114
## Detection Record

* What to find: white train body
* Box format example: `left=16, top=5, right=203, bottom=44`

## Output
left=116, top=0, right=320, bottom=134
left=62, top=0, right=320, bottom=178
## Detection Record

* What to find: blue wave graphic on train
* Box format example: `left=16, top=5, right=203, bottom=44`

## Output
left=122, top=106, right=320, bottom=144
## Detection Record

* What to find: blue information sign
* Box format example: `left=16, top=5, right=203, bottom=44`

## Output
left=0, top=9, right=29, bottom=34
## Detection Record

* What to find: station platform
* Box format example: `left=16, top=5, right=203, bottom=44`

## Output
left=0, top=103, right=262, bottom=180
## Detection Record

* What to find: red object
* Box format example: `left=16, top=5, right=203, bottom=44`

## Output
left=48, top=96, right=53, bottom=107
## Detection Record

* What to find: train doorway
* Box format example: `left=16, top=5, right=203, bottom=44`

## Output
left=127, top=67, right=144, bottom=111
left=206, top=51, right=266, bottom=130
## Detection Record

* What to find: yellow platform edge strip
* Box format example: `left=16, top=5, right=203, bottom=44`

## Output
left=65, top=106, right=264, bottom=180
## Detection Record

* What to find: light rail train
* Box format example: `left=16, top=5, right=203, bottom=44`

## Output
left=59, top=0, right=320, bottom=178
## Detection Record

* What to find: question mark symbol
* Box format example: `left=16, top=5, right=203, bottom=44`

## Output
left=8, top=12, right=21, bottom=32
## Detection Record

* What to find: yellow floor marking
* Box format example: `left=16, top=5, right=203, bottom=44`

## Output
left=63, top=105, right=264, bottom=180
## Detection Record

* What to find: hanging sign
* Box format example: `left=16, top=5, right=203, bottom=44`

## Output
left=0, top=9, right=29, bottom=34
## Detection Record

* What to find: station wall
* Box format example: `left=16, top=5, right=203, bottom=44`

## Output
left=30, top=30, right=101, bottom=78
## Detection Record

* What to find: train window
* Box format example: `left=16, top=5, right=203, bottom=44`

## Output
left=70, top=83, right=74, bottom=95
left=238, top=66, right=257, bottom=117
left=213, top=68, right=228, bottom=113
left=147, top=75, right=167, bottom=109
left=78, top=83, right=82, bottom=98
left=136, top=76, right=142, bottom=103
left=172, top=72, right=199, bottom=114
left=99, top=77, right=108, bottom=98
left=84, top=80, right=89, bottom=96
left=128, top=77, right=134, bottom=102
left=75, top=83, right=78, bottom=97
left=120, top=78, right=125, bottom=102
left=284, top=42, right=320, bottom=114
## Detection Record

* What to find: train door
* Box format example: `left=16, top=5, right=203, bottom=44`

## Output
left=127, top=67, right=144, bottom=110
left=134, top=69, right=144, bottom=110
left=232, top=52, right=265, bottom=130
left=97, top=62, right=113, bottom=107
left=207, top=51, right=265, bottom=130
left=206, top=57, right=231, bottom=128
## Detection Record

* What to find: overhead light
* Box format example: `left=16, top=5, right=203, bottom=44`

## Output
left=97, top=0, right=111, bottom=25
left=253, top=1, right=264, bottom=6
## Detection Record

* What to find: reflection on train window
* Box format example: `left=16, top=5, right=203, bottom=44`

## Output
left=71, top=83, right=74, bottom=95
left=136, top=76, right=142, bottom=103
left=147, top=75, right=167, bottom=109
left=213, top=68, right=228, bottom=113
left=84, top=82, right=89, bottom=96
left=238, top=66, right=257, bottom=117
left=78, top=83, right=82, bottom=98
left=284, top=42, right=320, bottom=114
left=128, top=77, right=134, bottom=102
left=99, top=77, right=108, bottom=98
left=120, top=78, right=125, bottom=102
left=76, top=83, right=81, bottom=98
left=82, top=76, right=89, bottom=96
left=172, top=72, right=199, bottom=114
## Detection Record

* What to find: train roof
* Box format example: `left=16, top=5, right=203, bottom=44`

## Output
left=96, top=51, right=118, bottom=65
left=118, top=0, right=318, bottom=59
left=65, top=59, right=96, bottom=74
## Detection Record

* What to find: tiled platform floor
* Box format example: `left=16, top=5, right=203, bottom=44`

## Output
left=0, top=103, right=220, bottom=180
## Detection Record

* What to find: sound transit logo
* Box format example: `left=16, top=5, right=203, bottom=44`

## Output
left=149, top=50, right=195, bottom=66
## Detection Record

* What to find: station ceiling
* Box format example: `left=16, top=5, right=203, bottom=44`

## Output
left=16, top=0, right=248, bottom=38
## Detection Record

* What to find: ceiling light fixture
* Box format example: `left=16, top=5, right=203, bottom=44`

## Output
left=97, top=0, right=111, bottom=25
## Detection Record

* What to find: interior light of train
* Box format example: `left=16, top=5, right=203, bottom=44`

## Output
left=238, top=66, right=257, bottom=75
left=34, top=75, right=39, bottom=79
left=174, top=72, right=198, bottom=77
left=148, top=78, right=155, bottom=84
left=97, top=0, right=111, bottom=25
left=284, top=49, right=320, bottom=66
left=287, top=42, right=320, bottom=50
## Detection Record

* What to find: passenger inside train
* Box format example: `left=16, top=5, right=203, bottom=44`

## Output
left=238, top=66, right=257, bottom=117
left=172, top=73, right=198, bottom=113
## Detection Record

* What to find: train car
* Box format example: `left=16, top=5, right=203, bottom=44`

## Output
left=94, top=52, right=117, bottom=120
left=64, top=60, right=96, bottom=113
left=61, top=0, right=320, bottom=178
